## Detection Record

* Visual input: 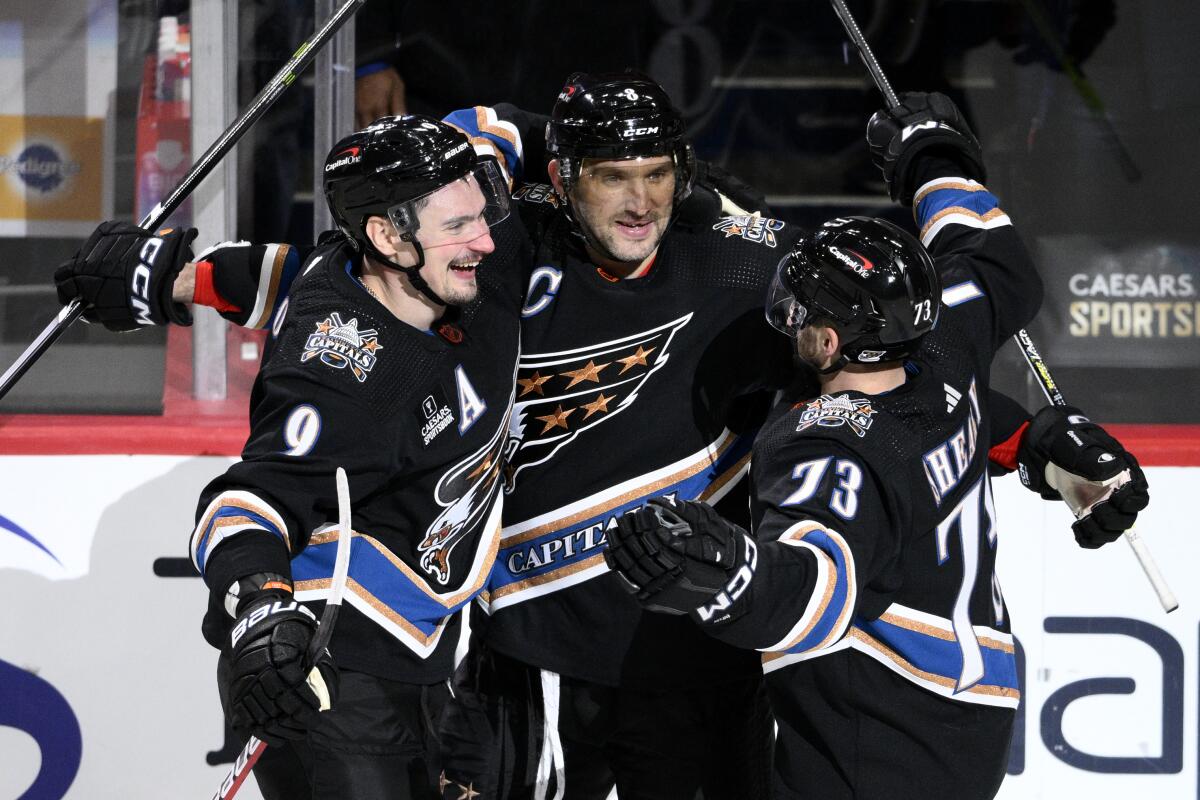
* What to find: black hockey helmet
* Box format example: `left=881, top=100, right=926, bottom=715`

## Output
left=546, top=70, right=695, bottom=206
left=323, top=115, right=510, bottom=305
left=765, top=216, right=941, bottom=368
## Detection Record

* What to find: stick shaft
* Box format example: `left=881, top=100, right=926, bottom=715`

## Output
left=211, top=737, right=266, bottom=800
left=0, top=0, right=367, bottom=403
left=211, top=468, right=354, bottom=799
left=829, top=0, right=900, bottom=109
left=1013, top=328, right=1178, bottom=612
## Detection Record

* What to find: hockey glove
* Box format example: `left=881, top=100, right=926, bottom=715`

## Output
left=865, top=91, right=986, bottom=206
left=1017, top=405, right=1150, bottom=549
left=221, top=589, right=338, bottom=745
left=605, top=498, right=756, bottom=624
left=54, top=221, right=195, bottom=330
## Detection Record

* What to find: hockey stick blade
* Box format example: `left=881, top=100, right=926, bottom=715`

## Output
left=0, top=0, right=367, bottom=403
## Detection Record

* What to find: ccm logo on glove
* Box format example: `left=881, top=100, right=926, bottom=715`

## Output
left=130, top=236, right=166, bottom=325
left=696, top=536, right=758, bottom=624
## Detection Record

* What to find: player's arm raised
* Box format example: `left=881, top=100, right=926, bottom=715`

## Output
left=867, top=91, right=1044, bottom=345
left=605, top=438, right=901, bottom=655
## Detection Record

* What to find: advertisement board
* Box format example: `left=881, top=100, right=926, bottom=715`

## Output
left=0, top=455, right=1195, bottom=798
left=0, top=115, right=105, bottom=237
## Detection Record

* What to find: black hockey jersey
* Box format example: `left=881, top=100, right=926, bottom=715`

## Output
left=477, top=191, right=798, bottom=686
left=699, top=173, right=1042, bottom=797
left=191, top=232, right=524, bottom=683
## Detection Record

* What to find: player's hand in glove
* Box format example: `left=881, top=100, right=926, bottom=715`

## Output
left=604, top=498, right=757, bottom=624
left=865, top=91, right=986, bottom=206
left=54, top=220, right=195, bottom=330
left=1017, top=405, right=1150, bottom=549
left=221, top=590, right=338, bottom=745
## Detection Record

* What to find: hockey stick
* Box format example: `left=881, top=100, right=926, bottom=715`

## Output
left=1016, top=0, right=1140, bottom=182
left=212, top=467, right=355, bottom=800
left=1013, top=333, right=1178, bottom=612
left=0, top=0, right=368, bottom=403
left=829, top=0, right=1178, bottom=613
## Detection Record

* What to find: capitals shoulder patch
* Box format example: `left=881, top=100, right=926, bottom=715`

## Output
left=300, top=312, right=383, bottom=382
left=795, top=394, right=876, bottom=438
left=712, top=215, right=786, bottom=247
left=512, top=183, right=561, bottom=207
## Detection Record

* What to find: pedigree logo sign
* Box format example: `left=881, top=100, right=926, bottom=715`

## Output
left=0, top=114, right=104, bottom=235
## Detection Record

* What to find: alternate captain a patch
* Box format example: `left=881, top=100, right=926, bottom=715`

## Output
left=301, top=312, right=383, bottom=382
left=712, top=215, right=786, bottom=247
left=796, top=394, right=876, bottom=438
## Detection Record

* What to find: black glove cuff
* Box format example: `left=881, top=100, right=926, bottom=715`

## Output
left=911, top=153, right=986, bottom=194
left=203, top=533, right=294, bottom=606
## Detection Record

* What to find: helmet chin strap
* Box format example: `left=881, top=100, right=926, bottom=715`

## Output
left=362, top=235, right=451, bottom=308
left=817, top=354, right=848, bottom=375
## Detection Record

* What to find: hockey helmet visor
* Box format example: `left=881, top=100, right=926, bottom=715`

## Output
left=385, top=158, right=511, bottom=251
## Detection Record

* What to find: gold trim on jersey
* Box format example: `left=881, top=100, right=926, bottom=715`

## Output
left=501, top=434, right=738, bottom=548
left=766, top=521, right=858, bottom=654
left=848, top=627, right=1020, bottom=701
left=191, top=490, right=291, bottom=570
left=488, top=552, right=608, bottom=601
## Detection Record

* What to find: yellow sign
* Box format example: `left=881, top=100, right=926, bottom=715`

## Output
left=0, top=114, right=104, bottom=230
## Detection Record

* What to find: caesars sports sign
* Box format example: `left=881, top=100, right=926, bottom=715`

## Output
left=1036, top=235, right=1200, bottom=368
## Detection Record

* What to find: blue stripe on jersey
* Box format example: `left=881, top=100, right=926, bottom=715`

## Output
left=292, top=534, right=483, bottom=641
left=443, top=107, right=523, bottom=180
left=916, top=185, right=1001, bottom=230
left=856, top=614, right=1019, bottom=694
left=486, top=431, right=756, bottom=603
left=779, top=527, right=853, bottom=654
left=195, top=507, right=287, bottom=574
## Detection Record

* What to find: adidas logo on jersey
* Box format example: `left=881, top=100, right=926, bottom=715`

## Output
left=944, top=383, right=962, bottom=413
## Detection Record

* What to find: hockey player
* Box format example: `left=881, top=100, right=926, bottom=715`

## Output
left=53, top=81, right=1147, bottom=799
left=604, top=94, right=1150, bottom=799
left=60, top=116, right=521, bottom=798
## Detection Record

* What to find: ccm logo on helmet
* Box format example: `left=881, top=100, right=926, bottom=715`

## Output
left=622, top=126, right=660, bottom=138
left=130, top=237, right=163, bottom=325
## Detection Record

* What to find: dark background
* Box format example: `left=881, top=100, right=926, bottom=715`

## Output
left=3, top=0, right=1197, bottom=421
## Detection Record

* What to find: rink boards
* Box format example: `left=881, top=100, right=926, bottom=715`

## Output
left=0, top=453, right=1197, bottom=799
